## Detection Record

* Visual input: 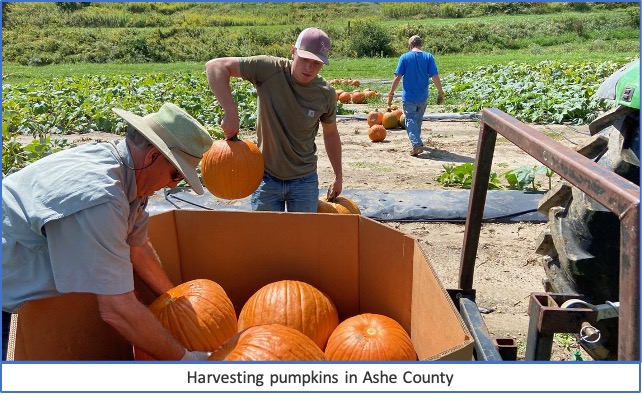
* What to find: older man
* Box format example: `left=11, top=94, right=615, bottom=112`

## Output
left=2, top=103, right=213, bottom=361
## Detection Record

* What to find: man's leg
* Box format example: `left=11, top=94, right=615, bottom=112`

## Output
left=251, top=172, right=286, bottom=211
left=402, top=101, right=427, bottom=155
left=284, top=172, right=319, bottom=213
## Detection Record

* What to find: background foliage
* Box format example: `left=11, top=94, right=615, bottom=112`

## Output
left=1, top=2, right=640, bottom=175
left=2, top=2, right=638, bottom=65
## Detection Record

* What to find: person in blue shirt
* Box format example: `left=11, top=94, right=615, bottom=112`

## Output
left=388, top=35, right=445, bottom=156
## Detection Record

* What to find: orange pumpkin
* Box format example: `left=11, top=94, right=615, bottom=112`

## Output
left=399, top=113, right=406, bottom=129
left=209, top=324, right=326, bottom=361
left=366, top=110, right=383, bottom=127
left=325, top=313, right=417, bottom=361
left=351, top=91, right=366, bottom=104
left=135, top=279, right=238, bottom=360
left=368, top=124, right=387, bottom=142
left=238, top=280, right=339, bottom=350
left=317, top=195, right=361, bottom=215
left=382, top=110, right=399, bottom=129
left=338, top=91, right=351, bottom=103
left=200, top=137, right=264, bottom=200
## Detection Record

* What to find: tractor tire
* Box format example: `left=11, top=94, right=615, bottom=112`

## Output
left=535, top=106, right=639, bottom=360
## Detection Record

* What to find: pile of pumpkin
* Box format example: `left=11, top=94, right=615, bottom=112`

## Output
left=366, top=105, right=405, bottom=143
left=135, top=278, right=418, bottom=361
left=336, top=88, right=380, bottom=105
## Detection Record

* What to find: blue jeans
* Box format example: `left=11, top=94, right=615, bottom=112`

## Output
left=403, top=100, right=428, bottom=147
left=251, top=171, right=319, bottom=212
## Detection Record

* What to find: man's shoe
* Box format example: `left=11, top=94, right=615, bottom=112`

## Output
left=410, top=145, right=424, bottom=156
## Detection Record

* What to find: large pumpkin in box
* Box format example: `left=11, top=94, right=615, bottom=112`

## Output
left=208, top=324, right=326, bottom=361
left=238, top=280, right=339, bottom=350
left=134, top=279, right=238, bottom=360
left=200, top=137, right=264, bottom=200
left=325, top=313, right=417, bottom=361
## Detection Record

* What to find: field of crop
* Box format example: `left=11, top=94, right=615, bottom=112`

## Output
left=1, top=2, right=640, bottom=174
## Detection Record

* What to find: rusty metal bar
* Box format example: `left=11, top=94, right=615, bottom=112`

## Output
left=619, top=207, right=640, bottom=360
left=460, top=107, right=640, bottom=360
left=458, top=123, right=497, bottom=290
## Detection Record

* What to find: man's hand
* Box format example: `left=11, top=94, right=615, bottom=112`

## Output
left=436, top=91, right=445, bottom=105
left=387, top=92, right=394, bottom=107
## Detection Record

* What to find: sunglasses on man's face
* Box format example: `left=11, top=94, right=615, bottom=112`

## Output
left=171, top=169, right=184, bottom=182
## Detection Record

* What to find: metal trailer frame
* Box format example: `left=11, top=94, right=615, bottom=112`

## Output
left=457, top=107, right=640, bottom=361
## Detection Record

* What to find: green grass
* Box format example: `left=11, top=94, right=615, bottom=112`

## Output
left=3, top=42, right=638, bottom=86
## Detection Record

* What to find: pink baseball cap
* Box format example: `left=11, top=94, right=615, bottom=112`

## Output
left=294, top=28, right=331, bottom=65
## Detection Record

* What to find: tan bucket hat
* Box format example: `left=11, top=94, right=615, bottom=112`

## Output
left=112, top=103, right=213, bottom=195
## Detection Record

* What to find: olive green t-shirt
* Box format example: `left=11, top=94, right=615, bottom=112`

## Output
left=239, top=55, right=336, bottom=180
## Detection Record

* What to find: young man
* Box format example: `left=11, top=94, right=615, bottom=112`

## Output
left=205, top=27, right=343, bottom=212
left=388, top=35, right=445, bottom=156
left=2, top=103, right=213, bottom=361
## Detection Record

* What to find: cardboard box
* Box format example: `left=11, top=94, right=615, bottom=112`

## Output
left=11, top=210, right=473, bottom=361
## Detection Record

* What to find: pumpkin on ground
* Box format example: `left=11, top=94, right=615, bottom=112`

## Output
left=208, top=324, right=326, bottom=361
left=200, top=137, right=264, bottom=200
left=399, top=113, right=406, bottom=129
left=317, top=195, right=361, bottom=215
left=382, top=110, right=399, bottom=129
left=325, top=313, right=417, bottom=361
left=366, top=110, right=384, bottom=127
left=335, top=89, right=344, bottom=101
left=368, top=124, right=387, bottom=142
left=238, top=280, right=339, bottom=350
left=338, top=91, right=351, bottom=104
left=134, top=279, right=238, bottom=360
left=351, top=91, right=366, bottom=104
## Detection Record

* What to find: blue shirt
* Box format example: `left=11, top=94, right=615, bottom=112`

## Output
left=394, top=50, right=439, bottom=103
left=2, top=140, right=149, bottom=312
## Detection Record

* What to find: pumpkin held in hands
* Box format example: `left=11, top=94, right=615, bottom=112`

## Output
left=134, top=279, right=238, bottom=360
left=200, top=137, right=264, bottom=200
left=208, top=324, right=326, bottom=361
left=325, top=313, right=417, bottom=361
left=238, top=280, right=339, bottom=350
left=317, top=195, right=361, bottom=215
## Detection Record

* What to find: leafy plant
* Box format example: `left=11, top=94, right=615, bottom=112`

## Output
left=442, top=60, right=623, bottom=124
left=2, top=124, right=72, bottom=175
left=434, top=162, right=502, bottom=189
left=503, top=165, right=551, bottom=191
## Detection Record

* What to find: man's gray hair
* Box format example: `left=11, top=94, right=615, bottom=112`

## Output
left=408, top=35, right=422, bottom=48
